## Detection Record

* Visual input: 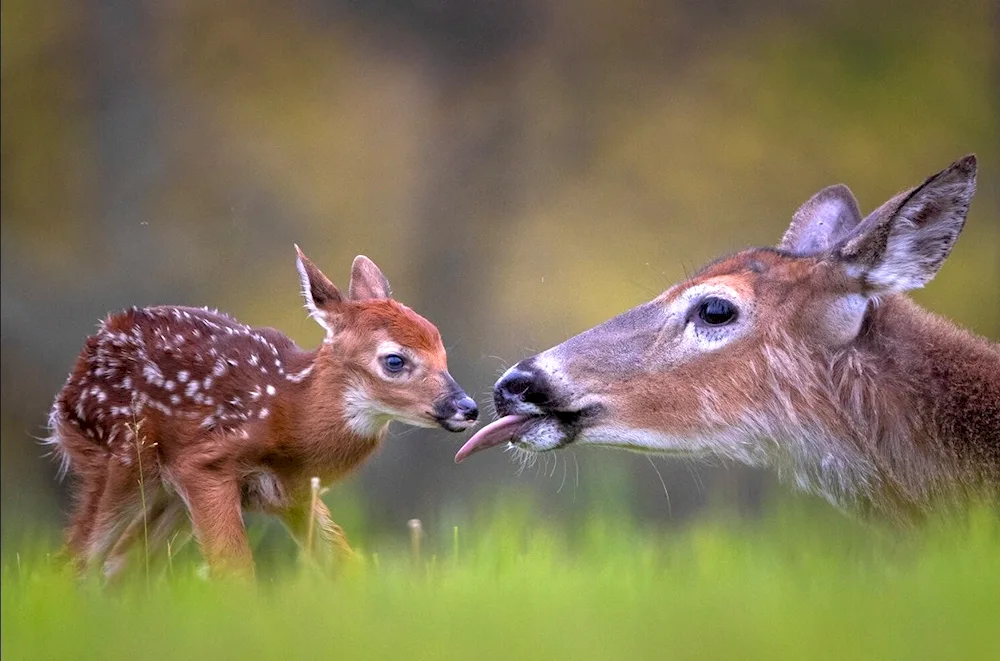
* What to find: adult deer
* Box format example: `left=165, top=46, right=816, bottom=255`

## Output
left=458, top=155, right=999, bottom=518
left=48, top=247, right=479, bottom=578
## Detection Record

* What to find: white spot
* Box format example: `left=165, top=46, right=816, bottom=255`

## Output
left=266, top=384, right=276, bottom=396
left=258, top=408, right=270, bottom=419
left=170, top=394, right=181, bottom=405
left=150, top=400, right=173, bottom=416
left=177, top=370, right=190, bottom=383
left=142, top=363, right=164, bottom=386
left=164, top=380, right=175, bottom=392
left=285, top=365, right=313, bottom=383
left=185, top=381, right=200, bottom=397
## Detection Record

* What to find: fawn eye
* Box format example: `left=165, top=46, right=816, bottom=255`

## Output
left=697, top=297, right=738, bottom=326
left=383, top=354, right=406, bottom=373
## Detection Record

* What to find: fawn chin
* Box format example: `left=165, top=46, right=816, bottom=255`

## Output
left=47, top=246, right=478, bottom=579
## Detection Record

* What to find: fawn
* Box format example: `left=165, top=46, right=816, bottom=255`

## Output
left=459, top=155, right=999, bottom=519
left=48, top=247, right=479, bottom=577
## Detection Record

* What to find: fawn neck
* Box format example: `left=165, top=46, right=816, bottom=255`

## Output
left=272, top=345, right=385, bottom=480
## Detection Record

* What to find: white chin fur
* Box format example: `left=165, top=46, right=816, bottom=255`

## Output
left=343, top=384, right=436, bottom=436
left=515, top=417, right=568, bottom=453
left=571, top=425, right=767, bottom=466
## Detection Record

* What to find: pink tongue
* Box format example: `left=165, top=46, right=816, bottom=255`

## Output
left=454, top=415, right=530, bottom=463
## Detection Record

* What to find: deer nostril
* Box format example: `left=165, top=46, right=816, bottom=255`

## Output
left=496, top=368, right=550, bottom=410
left=499, top=373, right=532, bottom=399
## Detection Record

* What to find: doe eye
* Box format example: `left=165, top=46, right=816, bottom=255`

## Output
left=383, top=354, right=406, bottom=373
left=697, top=297, right=738, bottom=326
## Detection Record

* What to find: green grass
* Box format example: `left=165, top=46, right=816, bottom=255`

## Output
left=3, top=503, right=999, bottom=660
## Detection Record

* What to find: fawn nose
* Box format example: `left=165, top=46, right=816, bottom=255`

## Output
left=435, top=377, right=480, bottom=431
left=494, top=361, right=552, bottom=415
left=454, top=395, right=479, bottom=421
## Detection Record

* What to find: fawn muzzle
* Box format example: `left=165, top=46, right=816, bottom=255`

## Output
left=433, top=374, right=479, bottom=432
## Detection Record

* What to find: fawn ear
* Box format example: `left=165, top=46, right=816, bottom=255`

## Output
left=779, top=184, right=862, bottom=254
left=348, top=255, right=392, bottom=301
left=295, top=245, right=343, bottom=332
left=832, top=155, right=977, bottom=294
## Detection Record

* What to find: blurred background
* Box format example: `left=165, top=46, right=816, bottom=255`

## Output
left=2, top=0, right=997, bottom=550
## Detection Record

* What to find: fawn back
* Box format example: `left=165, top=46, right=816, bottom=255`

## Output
left=460, top=155, right=999, bottom=518
left=48, top=247, right=478, bottom=577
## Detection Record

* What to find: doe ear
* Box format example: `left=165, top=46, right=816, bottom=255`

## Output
left=294, top=245, right=343, bottom=333
left=832, top=155, right=977, bottom=294
left=348, top=255, right=392, bottom=301
left=779, top=184, right=862, bottom=254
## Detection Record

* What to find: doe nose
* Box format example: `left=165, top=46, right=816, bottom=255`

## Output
left=454, top=395, right=479, bottom=421
left=494, top=363, right=551, bottom=414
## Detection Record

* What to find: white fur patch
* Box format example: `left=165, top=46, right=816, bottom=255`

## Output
left=341, top=383, right=435, bottom=437
left=669, top=282, right=754, bottom=355
left=296, top=253, right=334, bottom=338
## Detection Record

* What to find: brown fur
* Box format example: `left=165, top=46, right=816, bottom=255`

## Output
left=491, top=156, right=997, bottom=519
left=48, top=250, right=472, bottom=578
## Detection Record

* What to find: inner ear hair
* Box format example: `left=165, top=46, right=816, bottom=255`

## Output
left=780, top=184, right=862, bottom=254
left=348, top=255, right=392, bottom=301
left=294, top=245, right=343, bottom=331
left=833, top=155, right=977, bottom=293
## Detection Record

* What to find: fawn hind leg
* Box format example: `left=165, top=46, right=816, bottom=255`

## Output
left=65, top=471, right=108, bottom=569
left=57, top=424, right=110, bottom=569
left=104, top=495, right=191, bottom=581
left=82, top=458, right=151, bottom=576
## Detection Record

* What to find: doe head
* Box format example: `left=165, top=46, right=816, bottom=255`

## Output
left=295, top=246, right=478, bottom=435
left=457, top=155, right=978, bottom=463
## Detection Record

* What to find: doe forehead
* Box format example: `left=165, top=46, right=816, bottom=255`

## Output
left=693, top=247, right=802, bottom=278
left=658, top=248, right=816, bottom=304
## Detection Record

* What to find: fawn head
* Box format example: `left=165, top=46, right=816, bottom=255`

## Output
left=457, top=155, right=978, bottom=463
left=296, top=247, right=478, bottom=435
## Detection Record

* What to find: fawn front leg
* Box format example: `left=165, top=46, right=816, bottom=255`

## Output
left=280, top=498, right=355, bottom=566
left=174, top=471, right=253, bottom=578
